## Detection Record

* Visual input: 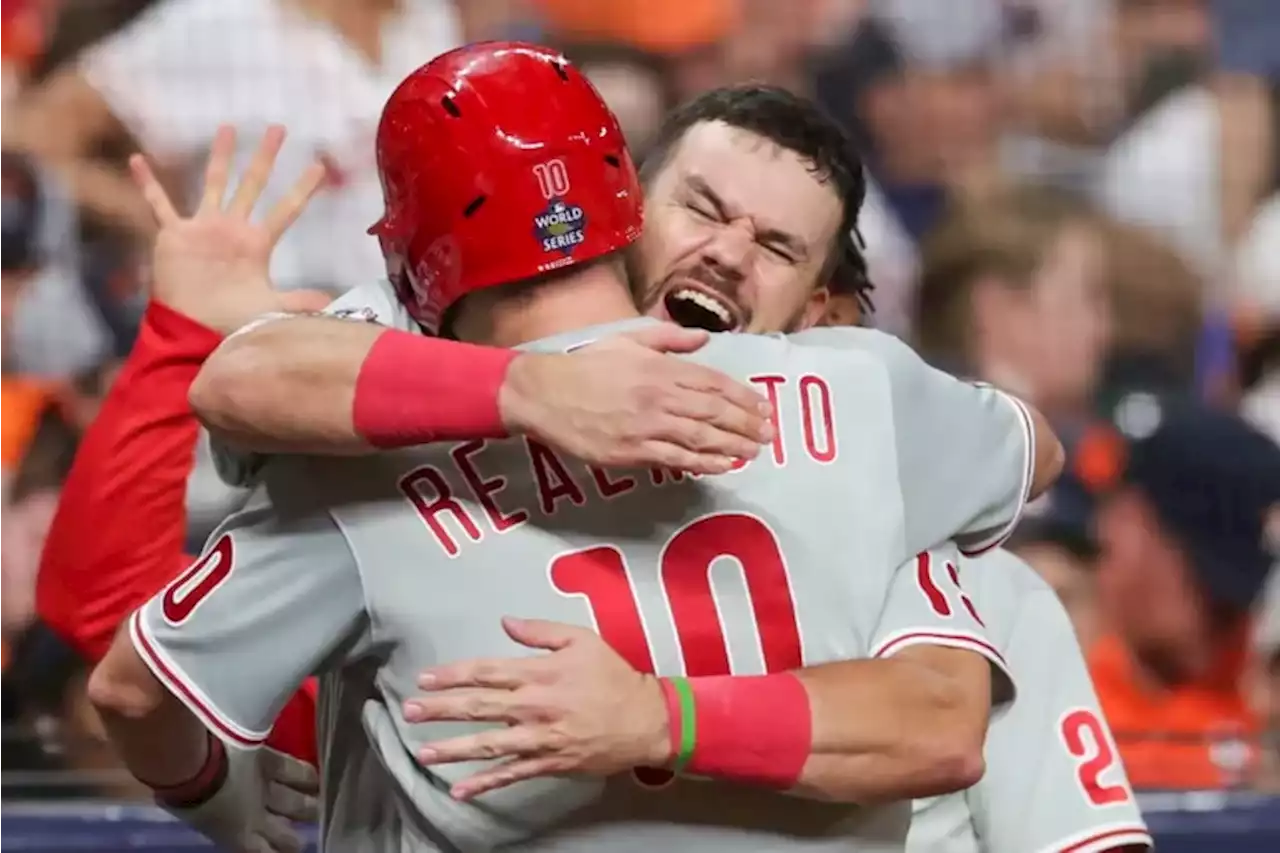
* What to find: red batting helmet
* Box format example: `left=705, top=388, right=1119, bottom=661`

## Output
left=369, top=41, right=643, bottom=332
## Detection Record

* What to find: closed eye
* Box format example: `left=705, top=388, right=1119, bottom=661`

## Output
left=761, top=241, right=795, bottom=262
left=687, top=201, right=717, bottom=221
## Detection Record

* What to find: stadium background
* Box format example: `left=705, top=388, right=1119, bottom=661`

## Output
left=1, top=0, right=1278, bottom=848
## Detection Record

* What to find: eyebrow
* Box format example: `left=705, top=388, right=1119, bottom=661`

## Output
left=686, top=175, right=809, bottom=260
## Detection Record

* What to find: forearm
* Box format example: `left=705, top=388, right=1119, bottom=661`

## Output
left=87, top=626, right=213, bottom=790
left=788, top=658, right=987, bottom=803
left=662, top=654, right=988, bottom=804
left=190, top=316, right=516, bottom=454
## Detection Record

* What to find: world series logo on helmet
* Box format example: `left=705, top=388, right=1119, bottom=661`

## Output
left=533, top=198, right=587, bottom=256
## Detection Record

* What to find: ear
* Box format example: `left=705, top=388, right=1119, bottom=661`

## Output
left=797, top=286, right=830, bottom=331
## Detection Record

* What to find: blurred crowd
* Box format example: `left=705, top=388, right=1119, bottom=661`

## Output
left=2, top=0, right=1279, bottom=801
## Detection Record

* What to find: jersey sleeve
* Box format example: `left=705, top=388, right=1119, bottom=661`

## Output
left=226, top=278, right=419, bottom=342
left=211, top=279, right=419, bottom=488
left=791, top=328, right=1034, bottom=556
left=129, top=499, right=366, bottom=749
left=868, top=544, right=1014, bottom=707
left=969, top=589, right=1151, bottom=853
left=35, top=302, right=221, bottom=661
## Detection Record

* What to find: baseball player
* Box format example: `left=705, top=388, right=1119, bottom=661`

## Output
left=907, top=548, right=1151, bottom=853
left=89, top=43, right=1049, bottom=851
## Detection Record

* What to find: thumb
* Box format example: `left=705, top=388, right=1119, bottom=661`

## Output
left=502, top=616, right=580, bottom=651
left=276, top=288, right=334, bottom=315
left=620, top=323, right=710, bottom=354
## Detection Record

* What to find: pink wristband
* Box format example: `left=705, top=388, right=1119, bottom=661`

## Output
left=686, top=673, right=811, bottom=789
left=352, top=330, right=517, bottom=448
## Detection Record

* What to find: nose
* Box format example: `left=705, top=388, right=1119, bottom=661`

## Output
left=700, top=223, right=753, bottom=282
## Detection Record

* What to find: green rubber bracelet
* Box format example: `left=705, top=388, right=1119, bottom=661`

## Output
left=668, top=676, right=697, bottom=774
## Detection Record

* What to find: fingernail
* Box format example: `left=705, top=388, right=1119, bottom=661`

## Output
left=418, top=672, right=437, bottom=689
left=403, top=701, right=424, bottom=722
left=418, top=747, right=438, bottom=764
left=757, top=401, right=773, bottom=417
left=759, top=421, right=775, bottom=442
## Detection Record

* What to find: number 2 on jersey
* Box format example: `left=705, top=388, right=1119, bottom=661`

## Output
left=550, top=512, right=803, bottom=678
left=1060, top=708, right=1131, bottom=806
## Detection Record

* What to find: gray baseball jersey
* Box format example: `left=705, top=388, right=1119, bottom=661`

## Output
left=907, top=549, right=1151, bottom=853
left=141, top=315, right=1034, bottom=851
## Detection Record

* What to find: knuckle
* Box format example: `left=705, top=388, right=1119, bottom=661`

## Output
left=478, top=740, right=506, bottom=760
left=680, top=423, right=715, bottom=452
left=473, top=661, right=505, bottom=684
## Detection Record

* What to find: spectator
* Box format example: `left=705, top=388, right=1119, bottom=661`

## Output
left=559, top=42, right=679, bottom=161
left=1083, top=392, right=1280, bottom=790
left=1, top=620, right=145, bottom=801
left=866, top=0, right=1008, bottom=234
left=913, top=186, right=1112, bottom=421
left=0, top=0, right=55, bottom=101
left=9, top=0, right=465, bottom=293
left=1096, top=79, right=1220, bottom=276
left=536, top=0, right=740, bottom=98
left=1097, top=220, right=1205, bottom=407
left=1251, top=566, right=1280, bottom=792
left=1009, top=462, right=1105, bottom=649
left=2, top=153, right=112, bottom=380
left=2, top=397, right=79, bottom=642
left=1236, top=194, right=1280, bottom=444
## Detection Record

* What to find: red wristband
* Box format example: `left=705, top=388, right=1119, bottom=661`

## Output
left=686, top=673, right=811, bottom=789
left=352, top=330, right=517, bottom=448
left=145, top=732, right=229, bottom=808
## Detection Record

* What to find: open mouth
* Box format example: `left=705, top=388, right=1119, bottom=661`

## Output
left=663, top=286, right=739, bottom=333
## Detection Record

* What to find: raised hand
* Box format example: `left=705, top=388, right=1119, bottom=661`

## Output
left=130, top=124, right=332, bottom=335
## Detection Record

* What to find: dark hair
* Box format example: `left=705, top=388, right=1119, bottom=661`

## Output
left=640, top=85, right=874, bottom=311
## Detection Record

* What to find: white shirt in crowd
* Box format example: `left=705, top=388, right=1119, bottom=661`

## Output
left=1096, top=85, right=1222, bottom=281
left=79, top=0, right=462, bottom=292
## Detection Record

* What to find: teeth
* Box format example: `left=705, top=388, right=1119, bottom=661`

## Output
left=671, top=288, right=732, bottom=324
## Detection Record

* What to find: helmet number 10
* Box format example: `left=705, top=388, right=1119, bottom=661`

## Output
left=533, top=159, right=571, bottom=200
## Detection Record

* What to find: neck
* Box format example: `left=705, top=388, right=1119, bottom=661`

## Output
left=456, top=263, right=642, bottom=349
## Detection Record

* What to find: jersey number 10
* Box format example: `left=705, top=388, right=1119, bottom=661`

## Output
left=549, top=512, right=801, bottom=787
left=549, top=512, right=803, bottom=679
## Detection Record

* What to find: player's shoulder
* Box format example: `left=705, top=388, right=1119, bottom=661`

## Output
left=966, top=549, right=1058, bottom=603
left=701, top=326, right=910, bottom=372
left=783, top=326, right=944, bottom=383
left=966, top=548, right=1078, bottom=643
left=322, top=279, right=417, bottom=332
left=784, top=325, right=908, bottom=357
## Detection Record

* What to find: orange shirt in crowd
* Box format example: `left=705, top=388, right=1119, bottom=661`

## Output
left=1, top=376, right=51, bottom=473
left=536, top=0, right=738, bottom=53
left=1089, top=632, right=1260, bottom=790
